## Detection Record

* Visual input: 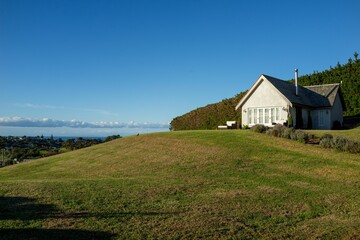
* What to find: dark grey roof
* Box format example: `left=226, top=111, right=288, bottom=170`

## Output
left=304, top=84, right=340, bottom=106
left=263, top=74, right=340, bottom=108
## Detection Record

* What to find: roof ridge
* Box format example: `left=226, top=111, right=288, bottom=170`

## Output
left=304, top=83, right=340, bottom=87
left=262, top=74, right=283, bottom=80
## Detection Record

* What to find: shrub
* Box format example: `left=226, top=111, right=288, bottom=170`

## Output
left=320, top=133, right=333, bottom=140
left=319, top=136, right=359, bottom=154
left=266, top=124, right=286, bottom=137
left=268, top=127, right=308, bottom=144
left=288, top=115, right=293, bottom=127
left=347, top=140, right=360, bottom=154
left=289, top=130, right=298, bottom=141
left=333, top=137, right=350, bottom=152
left=242, top=124, right=250, bottom=129
left=320, top=137, right=334, bottom=148
left=293, top=130, right=309, bottom=143
left=282, top=127, right=295, bottom=139
left=251, top=124, right=267, bottom=133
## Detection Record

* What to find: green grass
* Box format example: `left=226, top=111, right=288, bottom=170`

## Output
left=306, top=126, right=360, bottom=140
left=0, top=130, right=359, bottom=239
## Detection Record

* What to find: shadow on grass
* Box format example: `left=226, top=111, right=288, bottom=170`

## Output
left=0, top=196, right=115, bottom=240
left=58, top=210, right=179, bottom=219
left=0, top=196, right=179, bottom=239
left=0, top=196, right=177, bottom=220
left=0, top=196, right=58, bottom=221
left=0, top=228, right=115, bottom=240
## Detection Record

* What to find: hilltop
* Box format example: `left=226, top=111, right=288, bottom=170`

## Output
left=0, top=130, right=359, bottom=239
left=170, top=53, right=360, bottom=130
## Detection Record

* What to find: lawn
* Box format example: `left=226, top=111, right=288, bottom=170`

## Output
left=305, top=126, right=360, bottom=140
left=0, top=130, right=359, bottom=239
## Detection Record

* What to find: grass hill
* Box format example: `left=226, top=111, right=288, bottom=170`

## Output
left=170, top=53, right=360, bottom=130
left=0, top=130, right=359, bottom=239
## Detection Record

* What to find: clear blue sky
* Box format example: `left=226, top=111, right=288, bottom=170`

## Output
left=0, top=0, right=359, bottom=136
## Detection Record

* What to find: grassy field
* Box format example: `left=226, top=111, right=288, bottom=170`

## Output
left=305, top=126, right=360, bottom=140
left=0, top=130, right=359, bottom=239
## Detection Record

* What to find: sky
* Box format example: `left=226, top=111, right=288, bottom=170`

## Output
left=0, top=0, right=359, bottom=137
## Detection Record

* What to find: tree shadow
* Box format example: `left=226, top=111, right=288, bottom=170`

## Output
left=59, top=210, right=179, bottom=219
left=0, top=196, right=58, bottom=221
left=0, top=196, right=180, bottom=239
left=0, top=228, right=115, bottom=240
left=0, top=196, right=115, bottom=240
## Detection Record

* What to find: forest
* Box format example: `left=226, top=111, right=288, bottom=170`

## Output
left=170, top=53, right=360, bottom=131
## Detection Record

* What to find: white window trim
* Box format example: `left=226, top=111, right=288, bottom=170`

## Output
left=248, top=107, right=282, bottom=126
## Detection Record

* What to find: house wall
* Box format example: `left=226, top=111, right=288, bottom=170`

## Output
left=302, top=108, right=309, bottom=128
left=311, top=109, right=331, bottom=129
left=309, top=93, right=343, bottom=130
left=289, top=107, right=296, bottom=127
left=330, top=94, right=344, bottom=128
left=241, top=80, right=288, bottom=127
left=292, top=108, right=312, bottom=129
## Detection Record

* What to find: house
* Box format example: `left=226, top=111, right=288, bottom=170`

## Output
left=235, top=73, right=345, bottom=130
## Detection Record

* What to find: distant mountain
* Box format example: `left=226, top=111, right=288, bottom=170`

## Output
left=170, top=53, right=360, bottom=130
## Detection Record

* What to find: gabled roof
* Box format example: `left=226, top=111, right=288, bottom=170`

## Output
left=304, top=84, right=341, bottom=106
left=236, top=74, right=342, bottom=110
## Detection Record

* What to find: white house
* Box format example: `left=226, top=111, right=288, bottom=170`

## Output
left=235, top=74, right=345, bottom=130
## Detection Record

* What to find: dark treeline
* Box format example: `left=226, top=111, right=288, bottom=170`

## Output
left=170, top=92, right=246, bottom=131
left=170, top=53, right=360, bottom=131
left=0, top=135, right=122, bottom=166
left=295, top=52, right=360, bottom=116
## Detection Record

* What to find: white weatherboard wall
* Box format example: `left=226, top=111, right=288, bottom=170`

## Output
left=331, top=94, right=344, bottom=127
left=312, top=109, right=331, bottom=130
left=242, top=79, right=288, bottom=127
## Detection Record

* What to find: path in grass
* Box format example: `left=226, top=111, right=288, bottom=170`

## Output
left=0, top=130, right=359, bottom=239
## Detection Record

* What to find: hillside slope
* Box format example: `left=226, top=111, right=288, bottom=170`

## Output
left=170, top=92, right=246, bottom=131
left=0, top=131, right=359, bottom=239
left=171, top=53, right=360, bottom=130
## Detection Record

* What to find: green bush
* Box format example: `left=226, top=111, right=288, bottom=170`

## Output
left=320, top=133, right=333, bottom=140
left=288, top=115, right=293, bottom=127
left=251, top=124, right=268, bottom=133
left=251, top=124, right=358, bottom=153
left=282, top=127, right=295, bottom=139
left=320, top=137, right=333, bottom=148
left=293, top=130, right=309, bottom=143
left=265, top=125, right=308, bottom=144
left=319, top=136, right=359, bottom=154
left=266, top=124, right=285, bottom=137
left=333, top=137, right=349, bottom=152
left=347, top=140, right=360, bottom=154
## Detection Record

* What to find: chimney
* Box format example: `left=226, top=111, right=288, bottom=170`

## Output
left=295, top=69, right=299, bottom=96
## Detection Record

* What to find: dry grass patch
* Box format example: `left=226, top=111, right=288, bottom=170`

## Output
left=288, top=181, right=321, bottom=191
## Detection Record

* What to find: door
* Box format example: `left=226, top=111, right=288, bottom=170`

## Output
left=295, top=107, right=303, bottom=129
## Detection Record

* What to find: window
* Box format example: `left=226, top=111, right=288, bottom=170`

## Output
left=250, top=107, right=281, bottom=125
left=259, top=109, right=263, bottom=124
left=276, top=108, right=280, bottom=121
left=271, top=108, right=275, bottom=123
left=248, top=109, right=252, bottom=124
left=254, top=109, right=257, bottom=124
left=265, top=109, right=269, bottom=123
